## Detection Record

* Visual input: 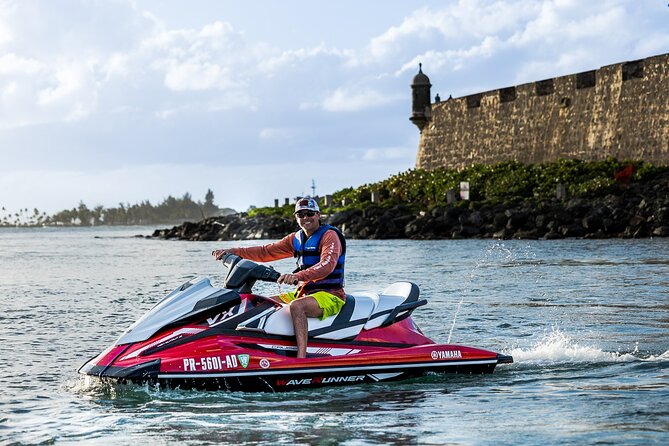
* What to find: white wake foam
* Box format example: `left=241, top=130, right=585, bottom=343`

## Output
left=645, top=350, right=669, bottom=361
left=504, top=328, right=653, bottom=364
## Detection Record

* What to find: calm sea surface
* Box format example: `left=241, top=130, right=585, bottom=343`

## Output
left=0, top=226, right=667, bottom=445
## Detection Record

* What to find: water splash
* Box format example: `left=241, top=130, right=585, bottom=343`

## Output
left=504, top=328, right=651, bottom=364
left=447, top=241, right=537, bottom=343
left=68, top=375, right=114, bottom=394
left=68, top=375, right=156, bottom=399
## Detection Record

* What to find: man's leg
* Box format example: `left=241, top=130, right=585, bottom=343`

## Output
left=289, top=296, right=323, bottom=359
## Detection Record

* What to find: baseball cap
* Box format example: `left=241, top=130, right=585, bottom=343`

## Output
left=294, top=197, right=320, bottom=214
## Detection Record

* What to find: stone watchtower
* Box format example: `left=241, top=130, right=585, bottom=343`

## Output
left=410, top=63, right=432, bottom=132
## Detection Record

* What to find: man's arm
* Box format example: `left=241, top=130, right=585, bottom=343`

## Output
left=214, top=233, right=295, bottom=262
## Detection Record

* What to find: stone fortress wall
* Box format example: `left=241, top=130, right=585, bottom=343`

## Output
left=413, top=53, right=669, bottom=170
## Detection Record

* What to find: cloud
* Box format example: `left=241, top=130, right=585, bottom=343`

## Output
left=381, top=0, right=669, bottom=97
left=162, top=60, right=234, bottom=91
left=0, top=56, right=99, bottom=128
left=365, top=0, right=536, bottom=66
left=396, top=36, right=502, bottom=77
left=362, top=147, right=415, bottom=162
left=0, top=53, right=43, bottom=75
left=0, top=2, right=141, bottom=128
left=379, top=0, right=644, bottom=74
left=101, top=53, right=132, bottom=80
left=635, top=33, right=669, bottom=57
left=259, top=127, right=297, bottom=141
left=258, top=44, right=351, bottom=75
left=322, top=87, right=398, bottom=112
left=0, top=5, right=269, bottom=128
left=37, top=61, right=97, bottom=111
left=0, top=1, right=15, bottom=46
left=143, top=20, right=247, bottom=92
left=510, top=2, right=628, bottom=46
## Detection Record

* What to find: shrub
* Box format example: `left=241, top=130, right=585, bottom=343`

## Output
left=251, top=159, right=669, bottom=217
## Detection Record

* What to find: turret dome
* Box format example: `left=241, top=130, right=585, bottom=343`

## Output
left=412, top=63, right=431, bottom=86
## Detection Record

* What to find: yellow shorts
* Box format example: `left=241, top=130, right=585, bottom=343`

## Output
left=278, top=291, right=345, bottom=320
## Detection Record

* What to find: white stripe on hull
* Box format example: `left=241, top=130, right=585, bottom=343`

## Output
left=157, top=359, right=497, bottom=379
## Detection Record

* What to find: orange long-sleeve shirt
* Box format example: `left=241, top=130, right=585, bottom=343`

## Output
left=226, top=228, right=345, bottom=300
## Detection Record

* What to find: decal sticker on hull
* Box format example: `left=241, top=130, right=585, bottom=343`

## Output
left=257, top=344, right=361, bottom=356
left=120, top=328, right=204, bottom=361
left=431, top=350, right=462, bottom=360
left=182, top=354, right=242, bottom=371
left=276, top=375, right=366, bottom=386
left=259, top=358, right=270, bottom=369
left=368, top=372, right=403, bottom=381
left=207, top=305, right=241, bottom=327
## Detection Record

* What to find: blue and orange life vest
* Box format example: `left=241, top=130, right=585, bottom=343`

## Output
left=292, top=224, right=346, bottom=293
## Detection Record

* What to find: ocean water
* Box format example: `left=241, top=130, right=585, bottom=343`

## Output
left=0, top=226, right=667, bottom=445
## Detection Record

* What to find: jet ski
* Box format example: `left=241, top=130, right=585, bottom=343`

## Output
left=79, top=254, right=513, bottom=392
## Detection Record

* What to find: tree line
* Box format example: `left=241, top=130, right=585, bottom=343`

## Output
left=1, top=189, right=228, bottom=227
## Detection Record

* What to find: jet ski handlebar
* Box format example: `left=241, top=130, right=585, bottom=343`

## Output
left=220, top=253, right=282, bottom=293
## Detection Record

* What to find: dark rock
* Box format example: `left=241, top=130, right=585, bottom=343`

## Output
left=430, top=206, right=446, bottom=218
left=469, top=211, right=483, bottom=227
left=404, top=215, right=430, bottom=238
left=566, top=198, right=588, bottom=218
left=513, top=228, right=540, bottom=239
left=535, top=214, right=549, bottom=230
left=505, top=209, right=530, bottom=230
left=560, top=224, right=585, bottom=237
left=459, top=223, right=482, bottom=237
left=329, top=209, right=362, bottom=227
left=544, top=230, right=564, bottom=240
left=652, top=226, right=669, bottom=236
left=392, top=215, right=414, bottom=228
left=432, top=214, right=457, bottom=236
left=584, top=229, right=606, bottom=239
left=481, top=224, right=497, bottom=237
left=582, top=211, right=604, bottom=231
left=373, top=217, right=401, bottom=239
left=493, top=212, right=507, bottom=227
left=493, top=228, right=512, bottom=239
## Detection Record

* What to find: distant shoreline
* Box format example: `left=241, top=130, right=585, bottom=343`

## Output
left=151, top=172, right=669, bottom=241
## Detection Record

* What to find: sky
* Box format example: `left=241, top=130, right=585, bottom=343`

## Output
left=1, top=0, right=668, bottom=214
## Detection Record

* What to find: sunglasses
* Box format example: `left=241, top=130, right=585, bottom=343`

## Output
left=295, top=210, right=317, bottom=218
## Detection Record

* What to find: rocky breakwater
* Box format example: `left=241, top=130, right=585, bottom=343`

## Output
left=151, top=214, right=296, bottom=241
left=152, top=174, right=669, bottom=241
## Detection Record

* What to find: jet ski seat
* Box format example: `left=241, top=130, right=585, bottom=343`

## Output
left=364, top=281, right=423, bottom=330
left=257, top=291, right=377, bottom=340
left=251, top=282, right=425, bottom=340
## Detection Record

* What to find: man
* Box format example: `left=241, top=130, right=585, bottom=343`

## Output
left=212, top=197, right=346, bottom=359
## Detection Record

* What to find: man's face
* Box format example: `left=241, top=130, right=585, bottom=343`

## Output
left=295, top=210, right=320, bottom=233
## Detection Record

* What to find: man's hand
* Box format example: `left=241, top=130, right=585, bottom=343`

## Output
left=212, top=249, right=229, bottom=260
left=278, top=273, right=299, bottom=285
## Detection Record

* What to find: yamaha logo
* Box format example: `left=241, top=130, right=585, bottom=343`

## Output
left=431, top=350, right=462, bottom=360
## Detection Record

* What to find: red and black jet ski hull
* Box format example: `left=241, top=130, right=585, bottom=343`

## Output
left=79, top=323, right=512, bottom=392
